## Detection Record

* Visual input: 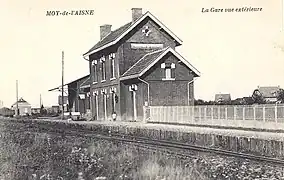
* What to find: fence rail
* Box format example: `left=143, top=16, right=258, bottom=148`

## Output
left=144, top=104, right=284, bottom=130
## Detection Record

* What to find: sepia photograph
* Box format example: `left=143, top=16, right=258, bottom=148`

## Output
left=0, top=0, right=284, bottom=179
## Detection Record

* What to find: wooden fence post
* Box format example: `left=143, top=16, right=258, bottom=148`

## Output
left=234, top=106, right=237, bottom=120
left=199, top=107, right=202, bottom=121
left=243, top=106, right=245, bottom=120
left=211, top=106, right=214, bottom=120
left=253, top=106, right=256, bottom=121
left=275, top=105, right=278, bottom=123
left=263, top=106, right=266, bottom=122
left=218, top=106, right=220, bottom=120
left=204, top=106, right=207, bottom=120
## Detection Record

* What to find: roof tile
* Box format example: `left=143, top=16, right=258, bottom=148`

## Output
left=122, top=48, right=167, bottom=78
left=258, top=86, right=280, bottom=98
left=215, top=94, right=231, bottom=102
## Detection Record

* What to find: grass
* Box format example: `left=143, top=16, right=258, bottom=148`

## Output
left=0, top=121, right=208, bottom=180
left=1, top=120, right=283, bottom=180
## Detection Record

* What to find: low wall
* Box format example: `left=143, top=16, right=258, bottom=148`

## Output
left=1, top=118, right=284, bottom=159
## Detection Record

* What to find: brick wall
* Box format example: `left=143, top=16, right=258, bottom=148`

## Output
left=120, top=80, right=146, bottom=121
left=119, top=18, right=176, bottom=75
left=87, top=16, right=185, bottom=120
left=142, top=52, right=195, bottom=106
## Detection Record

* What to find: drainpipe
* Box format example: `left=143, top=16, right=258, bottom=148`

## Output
left=188, top=78, right=197, bottom=106
left=138, top=77, right=150, bottom=105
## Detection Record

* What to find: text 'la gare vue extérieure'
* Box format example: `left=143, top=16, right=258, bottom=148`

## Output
left=202, top=7, right=263, bottom=13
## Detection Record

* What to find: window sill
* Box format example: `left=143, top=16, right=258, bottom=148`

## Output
left=162, top=78, right=175, bottom=81
left=101, top=80, right=106, bottom=83
left=110, top=77, right=116, bottom=81
left=92, top=82, right=98, bottom=84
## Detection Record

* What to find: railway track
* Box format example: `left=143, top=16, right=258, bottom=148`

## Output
left=3, top=122, right=284, bottom=166
left=94, top=132, right=284, bottom=166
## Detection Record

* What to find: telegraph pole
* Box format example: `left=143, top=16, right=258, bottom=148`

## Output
left=61, top=51, right=64, bottom=120
left=281, top=0, right=284, bottom=31
left=40, top=94, right=42, bottom=107
left=16, top=80, right=19, bottom=116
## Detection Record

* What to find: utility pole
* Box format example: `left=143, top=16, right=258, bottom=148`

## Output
left=61, top=51, right=64, bottom=120
left=281, top=0, right=284, bottom=31
left=16, top=80, right=19, bottom=116
left=40, top=94, right=42, bottom=107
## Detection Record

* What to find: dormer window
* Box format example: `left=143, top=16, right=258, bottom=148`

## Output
left=100, top=56, right=106, bottom=82
left=109, top=53, right=116, bottom=79
left=92, top=60, right=98, bottom=83
left=161, top=63, right=175, bottom=80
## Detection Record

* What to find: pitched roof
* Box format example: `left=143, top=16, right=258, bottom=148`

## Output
left=122, top=48, right=167, bottom=78
left=215, top=94, right=231, bottom=102
left=84, top=22, right=132, bottom=56
left=83, top=11, right=183, bottom=57
left=80, top=76, right=91, bottom=88
left=120, top=47, right=201, bottom=80
left=11, top=97, right=30, bottom=106
left=48, top=75, right=89, bottom=92
left=257, top=86, right=280, bottom=98
left=0, top=107, right=13, bottom=111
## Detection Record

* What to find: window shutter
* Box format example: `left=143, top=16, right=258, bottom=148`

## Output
left=171, top=68, right=175, bottom=79
left=171, top=63, right=176, bottom=79
left=162, top=68, right=165, bottom=79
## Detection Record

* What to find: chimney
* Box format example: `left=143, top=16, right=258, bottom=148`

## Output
left=131, top=8, right=142, bottom=23
left=100, top=24, right=112, bottom=40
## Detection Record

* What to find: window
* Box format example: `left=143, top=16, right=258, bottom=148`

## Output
left=165, top=68, right=171, bottom=79
left=87, top=92, right=91, bottom=110
left=161, top=63, right=175, bottom=80
left=101, top=89, right=107, bottom=120
left=93, top=91, right=99, bottom=120
left=92, top=60, right=98, bottom=83
left=110, top=87, right=116, bottom=112
left=142, top=26, right=151, bottom=37
left=109, top=53, right=115, bottom=79
left=100, top=56, right=106, bottom=81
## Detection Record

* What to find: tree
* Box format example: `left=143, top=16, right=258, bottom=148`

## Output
left=194, top=99, right=205, bottom=105
left=40, top=104, right=47, bottom=116
left=277, top=88, right=284, bottom=103
left=252, top=89, right=265, bottom=104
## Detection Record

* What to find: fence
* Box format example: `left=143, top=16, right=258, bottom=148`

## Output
left=144, top=104, right=284, bottom=130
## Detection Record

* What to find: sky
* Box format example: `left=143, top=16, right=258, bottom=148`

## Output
left=0, top=0, right=284, bottom=108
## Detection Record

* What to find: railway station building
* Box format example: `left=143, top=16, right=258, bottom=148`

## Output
left=82, top=8, right=200, bottom=121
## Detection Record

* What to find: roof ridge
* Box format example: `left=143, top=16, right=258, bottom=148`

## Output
left=122, top=47, right=169, bottom=77
left=83, top=11, right=183, bottom=57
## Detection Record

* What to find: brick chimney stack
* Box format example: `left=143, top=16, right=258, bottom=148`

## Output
left=100, top=24, right=112, bottom=40
left=131, top=8, right=142, bottom=23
